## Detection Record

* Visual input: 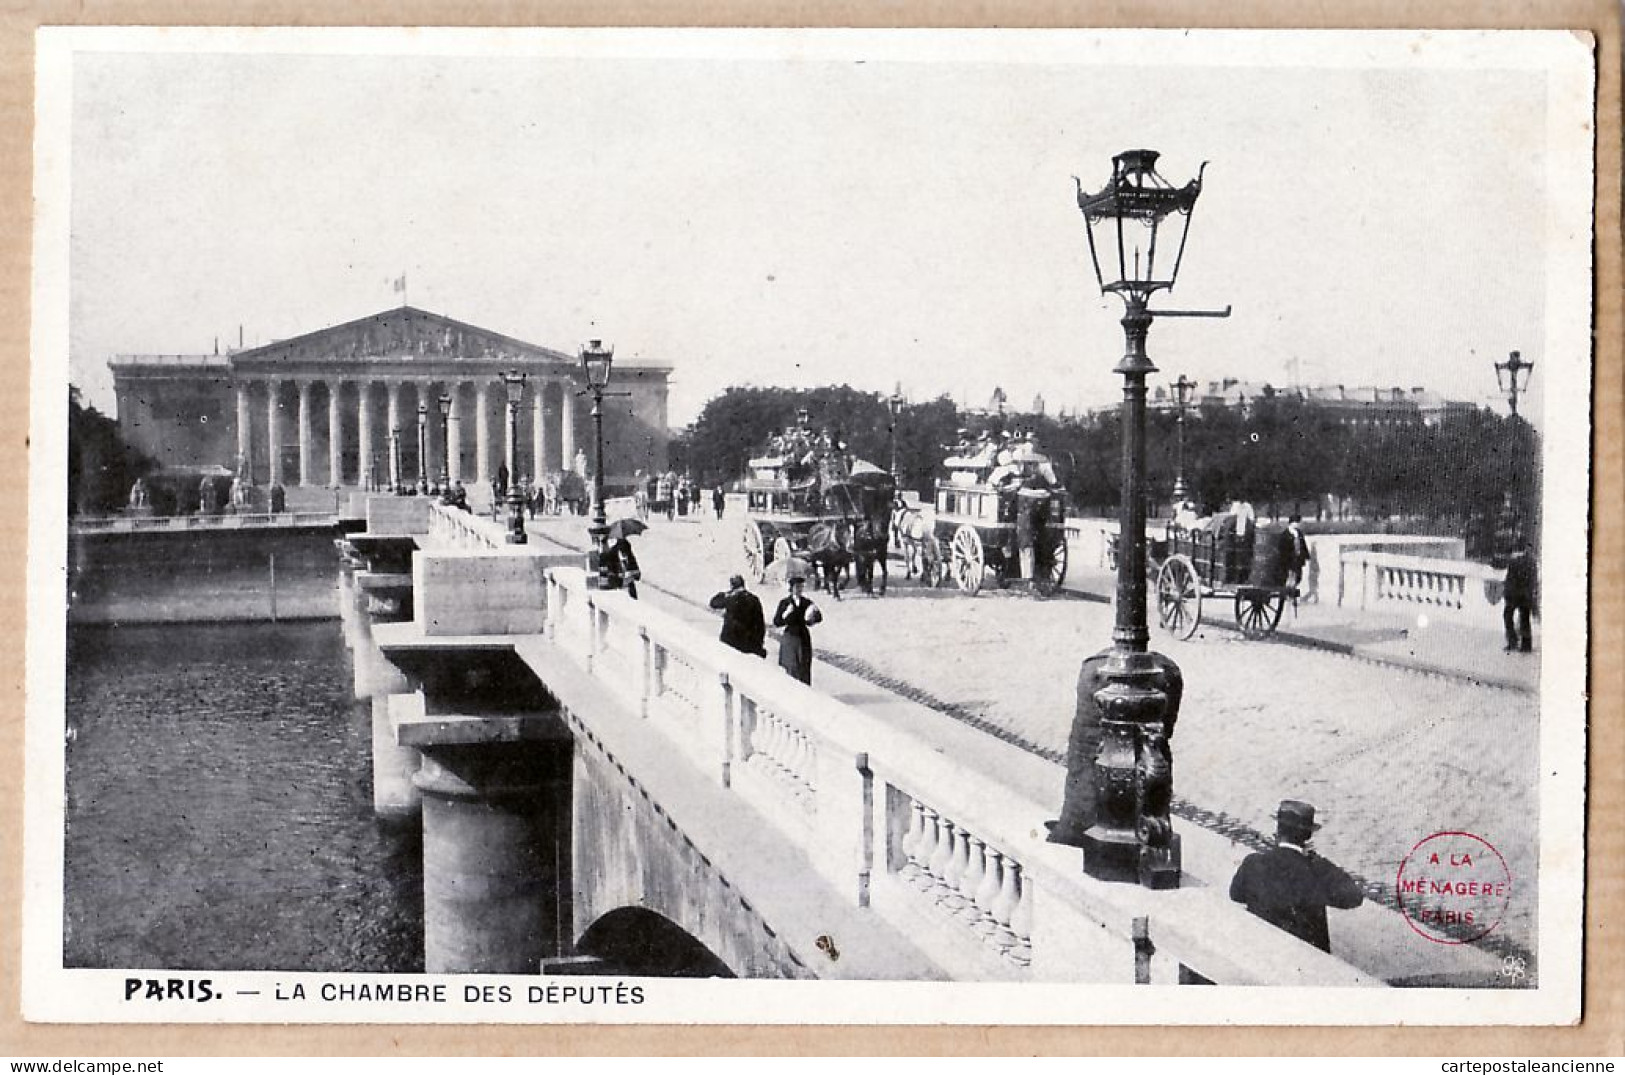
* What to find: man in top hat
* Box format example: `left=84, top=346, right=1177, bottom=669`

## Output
left=1281, top=513, right=1311, bottom=596
left=709, top=574, right=767, bottom=657
left=1229, top=800, right=1363, bottom=953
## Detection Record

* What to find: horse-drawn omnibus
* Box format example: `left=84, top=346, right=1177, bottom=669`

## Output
left=738, top=429, right=895, bottom=594
left=931, top=436, right=1069, bottom=596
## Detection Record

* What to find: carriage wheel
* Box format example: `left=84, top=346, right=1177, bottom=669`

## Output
left=1033, top=530, right=1069, bottom=597
left=1156, top=555, right=1202, bottom=640
left=1235, top=589, right=1286, bottom=639
left=772, top=537, right=794, bottom=573
left=741, top=523, right=767, bottom=583
left=950, top=526, right=985, bottom=595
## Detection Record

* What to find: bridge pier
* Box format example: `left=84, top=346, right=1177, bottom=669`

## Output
left=414, top=739, right=573, bottom=974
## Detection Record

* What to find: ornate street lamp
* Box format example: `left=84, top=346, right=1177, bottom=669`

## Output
left=499, top=370, right=528, bottom=544
left=416, top=402, right=430, bottom=495
left=1495, top=350, right=1534, bottom=419
left=1171, top=373, right=1196, bottom=505
left=579, top=339, right=627, bottom=588
left=437, top=392, right=453, bottom=502
left=1066, top=149, right=1229, bottom=888
left=887, top=388, right=905, bottom=478
left=389, top=427, right=403, bottom=494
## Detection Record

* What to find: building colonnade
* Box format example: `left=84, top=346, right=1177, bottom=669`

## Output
left=234, top=375, right=581, bottom=489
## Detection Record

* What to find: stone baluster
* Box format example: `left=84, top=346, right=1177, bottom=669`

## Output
left=909, top=807, right=942, bottom=891
left=1009, top=866, right=1034, bottom=966
left=973, top=845, right=1005, bottom=938
left=987, top=851, right=1020, bottom=954
left=958, top=834, right=988, bottom=921
left=939, top=823, right=970, bottom=910
left=899, top=799, right=926, bottom=883
left=926, top=809, right=953, bottom=888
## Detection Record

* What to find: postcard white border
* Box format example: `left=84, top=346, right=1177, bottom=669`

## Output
left=24, top=25, right=1596, bottom=1026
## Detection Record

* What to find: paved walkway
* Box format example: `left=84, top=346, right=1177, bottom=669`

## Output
left=519, top=511, right=1540, bottom=988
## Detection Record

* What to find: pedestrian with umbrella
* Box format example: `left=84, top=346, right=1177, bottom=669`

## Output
left=604, top=517, right=646, bottom=598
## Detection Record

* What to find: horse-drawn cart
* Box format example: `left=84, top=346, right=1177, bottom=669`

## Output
left=932, top=444, right=1069, bottom=596
left=1154, top=521, right=1295, bottom=639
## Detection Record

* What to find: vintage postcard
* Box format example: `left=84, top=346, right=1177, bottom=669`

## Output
left=23, top=26, right=1597, bottom=1028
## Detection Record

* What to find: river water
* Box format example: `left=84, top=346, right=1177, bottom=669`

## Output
left=64, top=620, right=424, bottom=972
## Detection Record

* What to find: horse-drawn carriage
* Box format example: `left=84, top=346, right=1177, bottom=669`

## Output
left=931, top=440, right=1069, bottom=596
left=738, top=442, right=895, bottom=594
left=1154, top=516, right=1296, bottom=639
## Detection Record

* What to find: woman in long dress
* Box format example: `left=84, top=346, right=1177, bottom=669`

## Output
left=772, top=576, right=822, bottom=685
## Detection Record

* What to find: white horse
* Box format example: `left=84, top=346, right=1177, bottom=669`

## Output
left=890, top=497, right=941, bottom=584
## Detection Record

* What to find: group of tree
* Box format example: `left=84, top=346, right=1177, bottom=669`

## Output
left=69, top=387, right=153, bottom=516
left=669, top=384, right=1540, bottom=542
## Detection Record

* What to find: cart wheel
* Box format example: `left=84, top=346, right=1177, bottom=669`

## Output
left=1034, top=530, right=1069, bottom=597
left=1156, top=555, right=1201, bottom=640
left=741, top=523, right=766, bottom=582
left=1235, top=589, right=1286, bottom=638
left=950, top=525, right=985, bottom=595
left=772, top=537, right=793, bottom=573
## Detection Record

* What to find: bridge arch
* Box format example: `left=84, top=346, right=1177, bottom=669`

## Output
left=576, top=907, right=735, bottom=978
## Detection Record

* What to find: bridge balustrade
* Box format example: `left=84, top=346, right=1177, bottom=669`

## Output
left=537, top=564, right=1377, bottom=986
left=1342, top=549, right=1504, bottom=630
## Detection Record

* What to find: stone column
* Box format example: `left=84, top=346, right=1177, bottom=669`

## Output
left=475, top=382, right=492, bottom=484
left=328, top=381, right=345, bottom=486
left=532, top=385, right=548, bottom=479
left=561, top=382, right=577, bottom=473
left=448, top=382, right=464, bottom=483
left=416, top=742, right=573, bottom=973
left=297, top=380, right=314, bottom=486
left=267, top=379, right=283, bottom=485
left=386, top=381, right=403, bottom=490
left=235, top=382, right=252, bottom=474
left=357, top=381, right=375, bottom=491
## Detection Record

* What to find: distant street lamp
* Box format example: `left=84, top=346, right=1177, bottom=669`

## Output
left=580, top=340, right=626, bottom=588
left=1495, top=350, right=1534, bottom=420
left=437, top=392, right=453, bottom=502
left=887, top=389, right=905, bottom=478
left=389, top=427, right=403, bottom=494
left=1171, top=373, right=1196, bottom=506
left=500, top=370, right=528, bottom=544
left=1068, top=149, right=1229, bottom=888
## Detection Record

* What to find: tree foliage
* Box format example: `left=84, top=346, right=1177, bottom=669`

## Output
left=671, top=384, right=1540, bottom=544
left=69, top=387, right=152, bottom=516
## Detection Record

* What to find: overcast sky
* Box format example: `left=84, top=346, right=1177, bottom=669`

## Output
left=60, top=29, right=1584, bottom=428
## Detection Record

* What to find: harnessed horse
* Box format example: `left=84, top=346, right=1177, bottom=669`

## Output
left=890, top=496, right=940, bottom=583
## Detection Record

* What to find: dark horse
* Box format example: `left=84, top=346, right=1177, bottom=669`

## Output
left=801, top=521, right=854, bottom=601
left=853, top=517, right=889, bottom=596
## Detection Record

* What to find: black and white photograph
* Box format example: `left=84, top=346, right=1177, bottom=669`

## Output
left=25, top=26, right=1595, bottom=1025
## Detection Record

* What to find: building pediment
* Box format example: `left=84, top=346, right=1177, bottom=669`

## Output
left=229, top=307, right=576, bottom=371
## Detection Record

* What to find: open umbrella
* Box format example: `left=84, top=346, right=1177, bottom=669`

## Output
left=609, top=518, right=649, bottom=540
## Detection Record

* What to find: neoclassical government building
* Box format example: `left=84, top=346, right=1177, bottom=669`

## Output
left=110, top=306, right=673, bottom=491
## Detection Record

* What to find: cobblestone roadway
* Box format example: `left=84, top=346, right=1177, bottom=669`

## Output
left=533, top=510, right=1541, bottom=976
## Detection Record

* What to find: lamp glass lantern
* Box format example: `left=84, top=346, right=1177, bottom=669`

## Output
left=1495, top=351, right=1534, bottom=408
left=1076, top=150, right=1206, bottom=303
left=581, top=338, right=615, bottom=388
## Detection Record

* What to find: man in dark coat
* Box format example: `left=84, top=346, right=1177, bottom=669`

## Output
left=1229, top=800, right=1363, bottom=953
left=1047, top=648, right=1183, bottom=847
left=709, top=574, right=766, bottom=657
left=1281, top=514, right=1311, bottom=595
left=603, top=535, right=640, bottom=599
left=1503, top=539, right=1537, bottom=653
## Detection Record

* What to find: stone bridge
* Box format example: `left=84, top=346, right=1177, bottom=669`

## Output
left=338, top=494, right=1379, bottom=986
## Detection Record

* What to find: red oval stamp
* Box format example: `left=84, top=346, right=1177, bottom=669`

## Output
left=1395, top=831, right=1512, bottom=944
